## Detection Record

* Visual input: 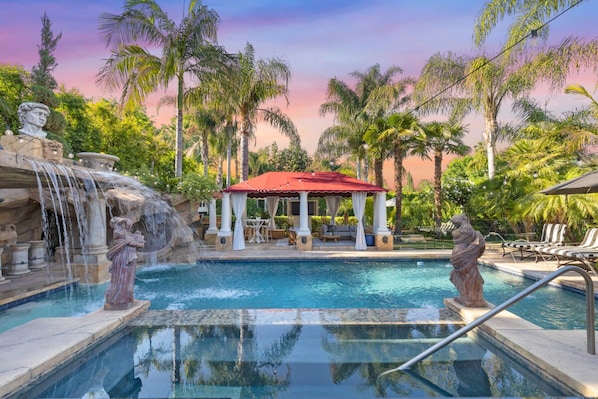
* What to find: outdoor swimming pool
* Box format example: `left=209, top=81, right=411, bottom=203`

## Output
left=0, top=259, right=595, bottom=332
left=15, top=322, right=566, bottom=398
left=3, top=258, right=592, bottom=398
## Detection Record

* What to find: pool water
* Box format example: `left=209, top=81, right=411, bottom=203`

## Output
left=0, top=259, right=595, bottom=333
left=19, top=323, right=565, bottom=398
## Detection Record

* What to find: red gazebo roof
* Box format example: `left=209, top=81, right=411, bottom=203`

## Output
left=223, top=171, right=386, bottom=198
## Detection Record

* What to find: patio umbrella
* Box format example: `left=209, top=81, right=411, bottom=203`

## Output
left=540, top=170, right=598, bottom=195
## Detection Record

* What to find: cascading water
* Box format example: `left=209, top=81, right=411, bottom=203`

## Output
left=27, top=159, right=197, bottom=282
left=95, top=171, right=197, bottom=264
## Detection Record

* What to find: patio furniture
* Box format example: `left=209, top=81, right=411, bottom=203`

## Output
left=535, top=227, right=598, bottom=264
left=246, top=218, right=266, bottom=243
left=502, top=223, right=567, bottom=261
left=321, top=234, right=341, bottom=242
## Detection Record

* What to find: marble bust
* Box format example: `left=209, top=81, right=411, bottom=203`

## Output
left=17, top=102, right=50, bottom=138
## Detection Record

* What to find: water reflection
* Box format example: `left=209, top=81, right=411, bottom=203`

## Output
left=26, top=320, right=559, bottom=398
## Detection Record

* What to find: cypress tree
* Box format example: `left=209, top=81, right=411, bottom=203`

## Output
left=31, top=12, right=66, bottom=136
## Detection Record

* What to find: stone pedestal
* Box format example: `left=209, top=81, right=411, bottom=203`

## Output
left=0, top=135, right=63, bottom=162
left=375, top=233, right=393, bottom=250
left=0, top=224, right=18, bottom=267
left=77, top=152, right=119, bottom=171
left=7, top=242, right=32, bottom=276
left=204, top=232, right=217, bottom=245
left=0, top=247, right=9, bottom=284
left=295, top=234, right=313, bottom=251
left=28, top=240, right=47, bottom=270
left=215, top=234, right=232, bottom=251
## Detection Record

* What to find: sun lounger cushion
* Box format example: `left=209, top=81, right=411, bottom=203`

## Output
left=503, top=223, right=567, bottom=260
left=537, top=227, right=598, bottom=258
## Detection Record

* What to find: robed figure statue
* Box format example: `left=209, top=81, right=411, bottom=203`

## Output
left=104, top=217, right=145, bottom=310
left=449, top=214, right=487, bottom=307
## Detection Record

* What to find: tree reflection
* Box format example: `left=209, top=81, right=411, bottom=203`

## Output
left=133, top=311, right=303, bottom=397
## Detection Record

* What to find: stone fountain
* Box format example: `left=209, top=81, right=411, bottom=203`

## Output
left=0, top=104, right=199, bottom=284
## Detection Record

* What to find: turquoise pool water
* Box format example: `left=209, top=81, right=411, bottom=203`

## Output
left=18, top=323, right=564, bottom=398
left=0, top=259, right=595, bottom=333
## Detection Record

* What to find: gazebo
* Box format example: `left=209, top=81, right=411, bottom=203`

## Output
left=209, top=171, right=391, bottom=251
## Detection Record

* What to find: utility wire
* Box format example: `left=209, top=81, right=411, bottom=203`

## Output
left=412, top=0, right=585, bottom=114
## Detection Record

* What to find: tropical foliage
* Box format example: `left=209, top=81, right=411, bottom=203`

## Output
left=97, top=0, right=229, bottom=177
left=4, top=1, right=598, bottom=241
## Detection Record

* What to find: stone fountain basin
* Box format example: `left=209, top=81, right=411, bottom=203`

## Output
left=77, top=152, right=119, bottom=171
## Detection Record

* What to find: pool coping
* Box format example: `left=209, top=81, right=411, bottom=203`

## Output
left=447, top=298, right=598, bottom=397
left=0, top=300, right=149, bottom=399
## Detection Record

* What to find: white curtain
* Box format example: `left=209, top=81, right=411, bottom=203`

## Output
left=352, top=192, right=367, bottom=250
left=266, top=196, right=280, bottom=229
left=325, top=196, right=341, bottom=225
left=231, top=193, right=247, bottom=250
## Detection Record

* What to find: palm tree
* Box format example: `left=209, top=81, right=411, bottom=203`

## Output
left=377, top=112, right=420, bottom=235
left=414, top=36, right=598, bottom=180
left=225, top=43, right=298, bottom=181
left=417, top=121, right=470, bottom=232
left=97, top=0, right=229, bottom=177
left=318, top=64, right=412, bottom=181
left=474, top=0, right=585, bottom=51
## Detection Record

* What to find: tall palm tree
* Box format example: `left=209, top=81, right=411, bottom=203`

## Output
left=183, top=106, right=223, bottom=176
left=417, top=121, right=470, bottom=231
left=414, top=36, right=598, bottom=180
left=377, top=112, right=420, bottom=235
left=97, top=0, right=229, bottom=177
left=318, top=64, right=412, bottom=181
left=223, top=43, right=298, bottom=181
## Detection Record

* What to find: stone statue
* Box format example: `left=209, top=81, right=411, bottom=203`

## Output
left=17, top=102, right=50, bottom=138
left=449, top=214, right=487, bottom=307
left=104, top=217, right=145, bottom=310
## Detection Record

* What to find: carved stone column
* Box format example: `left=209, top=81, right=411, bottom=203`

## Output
left=7, top=242, right=31, bottom=276
left=72, top=191, right=110, bottom=283
left=28, top=240, right=47, bottom=270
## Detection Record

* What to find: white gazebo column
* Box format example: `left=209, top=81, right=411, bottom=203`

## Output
left=217, top=192, right=233, bottom=251
left=204, top=198, right=219, bottom=245
left=374, top=192, right=392, bottom=250
left=296, top=191, right=312, bottom=251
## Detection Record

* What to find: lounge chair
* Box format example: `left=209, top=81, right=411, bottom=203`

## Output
left=535, top=227, right=598, bottom=264
left=569, top=252, right=598, bottom=274
left=502, top=223, right=567, bottom=261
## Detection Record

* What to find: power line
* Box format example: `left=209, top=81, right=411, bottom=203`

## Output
left=412, top=0, right=585, bottom=114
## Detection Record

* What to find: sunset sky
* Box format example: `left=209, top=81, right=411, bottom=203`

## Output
left=1, top=0, right=597, bottom=185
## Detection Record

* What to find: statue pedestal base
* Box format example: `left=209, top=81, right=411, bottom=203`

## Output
left=104, top=301, right=134, bottom=310
left=0, top=135, right=63, bottom=162
left=295, top=234, right=312, bottom=251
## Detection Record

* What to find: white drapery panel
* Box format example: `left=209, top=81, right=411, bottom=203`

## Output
left=352, top=192, right=367, bottom=250
left=231, top=193, right=247, bottom=250
left=266, top=196, right=280, bottom=229
left=325, top=196, right=342, bottom=225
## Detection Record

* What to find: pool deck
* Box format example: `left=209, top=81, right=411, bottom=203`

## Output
left=0, top=245, right=597, bottom=397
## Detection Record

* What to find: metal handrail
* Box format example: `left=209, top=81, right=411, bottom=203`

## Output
left=379, top=265, right=595, bottom=378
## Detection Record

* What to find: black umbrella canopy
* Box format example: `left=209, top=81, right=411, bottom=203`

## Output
left=540, top=170, right=598, bottom=195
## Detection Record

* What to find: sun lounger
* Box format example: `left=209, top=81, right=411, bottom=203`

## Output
left=535, top=227, right=598, bottom=264
left=502, top=223, right=567, bottom=261
left=569, top=252, right=598, bottom=274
